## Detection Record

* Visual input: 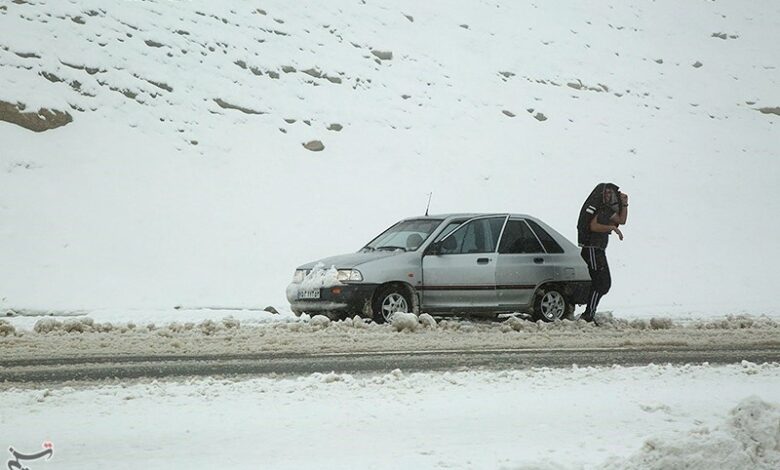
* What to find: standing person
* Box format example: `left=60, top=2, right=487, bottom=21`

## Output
left=576, top=183, right=628, bottom=324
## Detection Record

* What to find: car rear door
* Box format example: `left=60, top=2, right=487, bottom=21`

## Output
left=495, top=218, right=556, bottom=308
left=421, top=216, right=506, bottom=311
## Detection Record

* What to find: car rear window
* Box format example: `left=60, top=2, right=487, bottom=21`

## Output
left=498, top=220, right=544, bottom=254
left=525, top=220, right=565, bottom=254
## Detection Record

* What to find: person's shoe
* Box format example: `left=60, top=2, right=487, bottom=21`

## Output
left=579, top=313, right=593, bottom=323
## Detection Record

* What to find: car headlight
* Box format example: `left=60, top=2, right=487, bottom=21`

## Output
left=336, top=269, right=363, bottom=282
left=292, top=269, right=308, bottom=283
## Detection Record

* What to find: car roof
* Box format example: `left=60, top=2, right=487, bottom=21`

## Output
left=403, top=213, right=535, bottom=221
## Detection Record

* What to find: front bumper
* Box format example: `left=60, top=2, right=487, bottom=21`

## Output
left=287, top=283, right=379, bottom=315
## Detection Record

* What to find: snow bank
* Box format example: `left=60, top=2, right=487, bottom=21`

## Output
left=0, top=319, right=15, bottom=336
left=418, top=313, right=437, bottom=328
left=309, top=314, right=331, bottom=329
left=603, top=396, right=780, bottom=470
left=500, top=313, right=679, bottom=332
left=30, top=317, right=241, bottom=336
left=33, top=317, right=115, bottom=334
left=388, top=312, right=438, bottom=331
left=21, top=313, right=780, bottom=338
left=389, top=312, right=420, bottom=331
left=2, top=314, right=777, bottom=362
left=3, top=308, right=87, bottom=317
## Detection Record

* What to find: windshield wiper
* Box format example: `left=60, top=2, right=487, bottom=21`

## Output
left=376, top=246, right=407, bottom=252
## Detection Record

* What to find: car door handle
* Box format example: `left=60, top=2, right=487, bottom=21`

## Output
left=534, top=257, right=544, bottom=264
left=477, top=258, right=490, bottom=264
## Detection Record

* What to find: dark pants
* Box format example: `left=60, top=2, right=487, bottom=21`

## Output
left=581, top=247, right=611, bottom=320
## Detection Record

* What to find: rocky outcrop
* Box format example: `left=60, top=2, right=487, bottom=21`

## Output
left=303, top=140, right=324, bottom=151
left=213, top=98, right=265, bottom=115
left=0, top=100, right=73, bottom=132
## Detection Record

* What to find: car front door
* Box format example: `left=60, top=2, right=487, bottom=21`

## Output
left=421, top=216, right=506, bottom=311
left=495, top=218, right=554, bottom=308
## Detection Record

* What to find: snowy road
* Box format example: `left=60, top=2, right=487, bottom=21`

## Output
left=3, top=345, right=779, bottom=383
left=3, top=313, right=779, bottom=384
left=3, top=316, right=780, bottom=469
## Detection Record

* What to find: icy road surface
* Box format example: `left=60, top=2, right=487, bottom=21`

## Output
left=3, top=346, right=779, bottom=383
left=1, top=313, right=778, bottom=382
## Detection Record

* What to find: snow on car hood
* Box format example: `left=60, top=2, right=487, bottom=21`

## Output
left=297, top=251, right=400, bottom=270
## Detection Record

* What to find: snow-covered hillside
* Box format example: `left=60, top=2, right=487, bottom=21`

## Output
left=1, top=0, right=778, bottom=315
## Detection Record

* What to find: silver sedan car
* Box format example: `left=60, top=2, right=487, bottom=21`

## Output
left=286, top=214, right=591, bottom=323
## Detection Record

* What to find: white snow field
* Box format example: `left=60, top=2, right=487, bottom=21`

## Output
left=1, top=0, right=778, bottom=317
left=1, top=363, right=779, bottom=470
left=2, top=1, right=780, bottom=469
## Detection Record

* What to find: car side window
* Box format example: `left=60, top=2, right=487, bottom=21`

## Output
left=487, top=217, right=505, bottom=251
left=440, top=217, right=505, bottom=254
left=525, top=220, right=564, bottom=254
left=432, top=221, right=465, bottom=243
left=498, top=220, right=544, bottom=254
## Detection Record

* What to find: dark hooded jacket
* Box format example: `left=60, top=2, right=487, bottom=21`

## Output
left=577, top=183, right=620, bottom=248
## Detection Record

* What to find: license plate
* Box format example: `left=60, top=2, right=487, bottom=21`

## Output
left=298, top=289, right=321, bottom=300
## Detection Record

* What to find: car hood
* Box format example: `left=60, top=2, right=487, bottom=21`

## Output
left=297, top=251, right=402, bottom=270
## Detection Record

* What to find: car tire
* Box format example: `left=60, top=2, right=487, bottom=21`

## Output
left=533, top=287, right=571, bottom=322
left=372, top=285, right=412, bottom=324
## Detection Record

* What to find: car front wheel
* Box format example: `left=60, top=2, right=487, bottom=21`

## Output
left=533, top=287, right=571, bottom=322
left=372, top=285, right=411, bottom=324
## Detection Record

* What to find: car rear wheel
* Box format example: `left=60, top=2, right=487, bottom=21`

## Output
left=372, top=286, right=411, bottom=324
left=533, top=287, right=571, bottom=322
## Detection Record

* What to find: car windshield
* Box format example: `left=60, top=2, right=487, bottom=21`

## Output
left=361, top=219, right=443, bottom=252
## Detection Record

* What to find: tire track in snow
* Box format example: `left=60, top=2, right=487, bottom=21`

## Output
left=2, top=346, right=779, bottom=384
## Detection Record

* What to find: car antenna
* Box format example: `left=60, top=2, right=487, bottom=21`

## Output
left=425, top=192, right=433, bottom=216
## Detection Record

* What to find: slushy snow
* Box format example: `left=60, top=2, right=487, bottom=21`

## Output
left=1, top=313, right=777, bottom=361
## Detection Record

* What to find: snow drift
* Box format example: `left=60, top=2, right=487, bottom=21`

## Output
left=603, top=396, right=780, bottom=470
